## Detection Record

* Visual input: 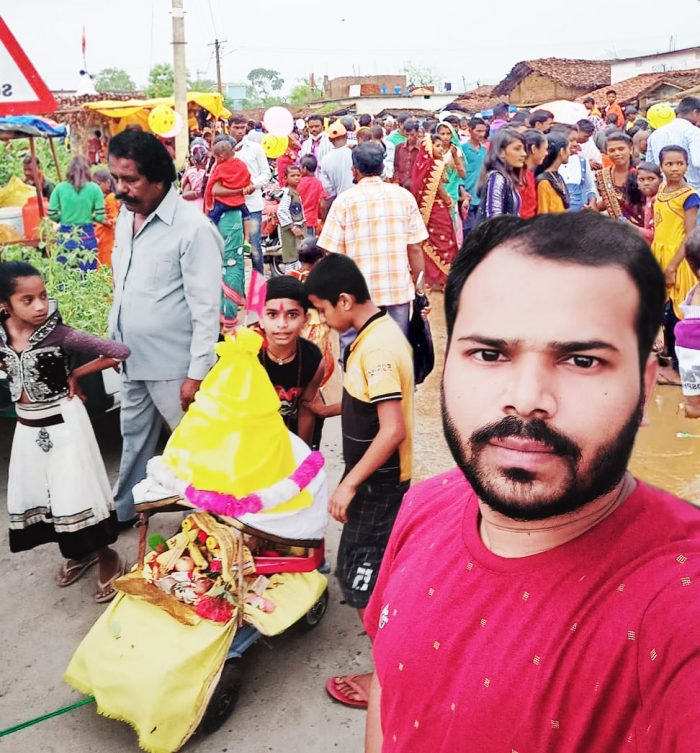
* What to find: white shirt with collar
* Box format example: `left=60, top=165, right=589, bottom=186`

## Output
left=300, top=133, right=332, bottom=177
left=648, top=118, right=700, bottom=192
left=234, top=138, right=272, bottom=213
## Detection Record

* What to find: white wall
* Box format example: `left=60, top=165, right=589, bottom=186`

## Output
left=612, top=49, right=700, bottom=83
left=335, top=93, right=458, bottom=116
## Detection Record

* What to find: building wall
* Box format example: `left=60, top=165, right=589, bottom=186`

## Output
left=343, top=93, right=458, bottom=116
left=324, top=75, right=407, bottom=100
left=508, top=73, right=594, bottom=106
left=612, top=49, right=700, bottom=83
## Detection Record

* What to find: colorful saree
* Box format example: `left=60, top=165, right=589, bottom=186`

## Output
left=595, top=166, right=644, bottom=227
left=411, top=135, right=458, bottom=287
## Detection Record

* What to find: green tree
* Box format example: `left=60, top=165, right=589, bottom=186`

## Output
left=146, top=63, right=175, bottom=98
left=190, top=78, right=217, bottom=93
left=94, top=67, right=136, bottom=92
left=289, top=77, right=323, bottom=105
left=402, top=63, right=441, bottom=89
left=246, top=68, right=284, bottom=102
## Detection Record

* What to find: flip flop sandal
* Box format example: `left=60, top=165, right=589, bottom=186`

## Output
left=325, top=676, right=369, bottom=709
left=56, top=555, right=99, bottom=587
left=94, top=554, right=127, bottom=604
left=656, top=373, right=682, bottom=386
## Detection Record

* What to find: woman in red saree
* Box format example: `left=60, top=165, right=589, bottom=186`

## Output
left=411, top=134, right=458, bottom=290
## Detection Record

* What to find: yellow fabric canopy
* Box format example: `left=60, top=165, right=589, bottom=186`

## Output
left=84, top=92, right=231, bottom=134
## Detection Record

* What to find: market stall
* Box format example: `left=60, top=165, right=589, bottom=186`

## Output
left=82, top=91, right=231, bottom=135
left=0, top=115, right=66, bottom=245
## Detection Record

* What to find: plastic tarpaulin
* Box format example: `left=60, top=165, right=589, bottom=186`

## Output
left=0, top=115, right=67, bottom=139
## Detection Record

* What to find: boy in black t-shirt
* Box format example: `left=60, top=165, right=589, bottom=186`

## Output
left=257, top=276, right=325, bottom=447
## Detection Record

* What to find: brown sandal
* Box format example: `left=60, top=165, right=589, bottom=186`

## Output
left=94, top=554, right=127, bottom=603
left=56, top=556, right=99, bottom=587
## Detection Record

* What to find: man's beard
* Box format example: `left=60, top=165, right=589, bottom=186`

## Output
left=441, top=388, right=643, bottom=521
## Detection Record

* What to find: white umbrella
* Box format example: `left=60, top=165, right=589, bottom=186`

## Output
left=537, top=100, right=589, bottom=125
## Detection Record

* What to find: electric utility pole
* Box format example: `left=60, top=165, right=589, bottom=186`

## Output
left=171, top=0, right=188, bottom=168
left=209, top=38, right=227, bottom=94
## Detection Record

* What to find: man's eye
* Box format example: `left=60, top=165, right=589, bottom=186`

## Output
left=474, top=350, right=502, bottom=362
left=567, top=355, right=597, bottom=368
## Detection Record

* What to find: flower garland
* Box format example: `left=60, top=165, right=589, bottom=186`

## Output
left=185, top=451, right=325, bottom=518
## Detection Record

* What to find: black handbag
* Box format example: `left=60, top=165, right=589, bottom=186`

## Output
left=408, top=293, right=435, bottom=385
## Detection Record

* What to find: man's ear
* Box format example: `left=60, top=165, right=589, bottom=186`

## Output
left=338, top=292, right=353, bottom=311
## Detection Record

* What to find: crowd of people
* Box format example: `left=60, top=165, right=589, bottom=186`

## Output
left=3, top=89, right=700, bottom=752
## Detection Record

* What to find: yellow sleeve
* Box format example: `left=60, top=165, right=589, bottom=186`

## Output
left=537, top=180, right=558, bottom=215
left=362, top=349, right=403, bottom=403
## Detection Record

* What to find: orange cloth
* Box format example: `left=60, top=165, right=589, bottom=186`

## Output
left=606, top=102, right=625, bottom=129
left=96, top=193, right=119, bottom=267
left=536, top=178, right=567, bottom=214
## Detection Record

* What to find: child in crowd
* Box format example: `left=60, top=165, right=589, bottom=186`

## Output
left=0, top=262, right=129, bottom=602
left=93, top=169, right=119, bottom=267
left=304, top=254, right=414, bottom=709
left=652, top=145, right=700, bottom=384
left=556, top=126, right=597, bottom=212
left=535, top=131, right=571, bottom=214
left=675, top=228, right=700, bottom=417
left=636, top=161, right=661, bottom=244
left=278, top=165, right=307, bottom=272
left=297, top=155, right=328, bottom=237
left=289, top=238, right=336, bottom=448
left=257, top=275, right=324, bottom=448
left=204, top=139, right=251, bottom=250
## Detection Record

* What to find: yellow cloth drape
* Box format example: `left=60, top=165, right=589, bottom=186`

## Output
left=652, top=184, right=699, bottom=319
left=65, top=592, right=236, bottom=753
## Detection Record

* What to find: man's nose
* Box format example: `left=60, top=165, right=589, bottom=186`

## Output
left=503, top=356, right=557, bottom=420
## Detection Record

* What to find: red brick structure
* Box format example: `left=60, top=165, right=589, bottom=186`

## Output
left=323, top=75, right=407, bottom=100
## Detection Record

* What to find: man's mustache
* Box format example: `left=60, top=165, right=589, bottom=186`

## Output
left=471, top=416, right=581, bottom=461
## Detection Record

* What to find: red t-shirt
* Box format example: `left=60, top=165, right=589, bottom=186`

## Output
left=518, top=168, right=537, bottom=219
left=205, top=158, right=250, bottom=209
left=365, top=469, right=700, bottom=753
left=297, top=175, right=327, bottom=228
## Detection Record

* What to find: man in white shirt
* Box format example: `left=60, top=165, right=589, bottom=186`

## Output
left=648, top=97, right=700, bottom=192
left=300, top=114, right=332, bottom=178
left=320, top=121, right=355, bottom=205
left=229, top=115, right=272, bottom=274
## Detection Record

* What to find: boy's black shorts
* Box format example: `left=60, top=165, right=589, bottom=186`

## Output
left=336, top=479, right=410, bottom=609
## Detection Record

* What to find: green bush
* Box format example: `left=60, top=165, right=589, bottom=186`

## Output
left=0, top=138, right=71, bottom=186
left=1, top=222, right=112, bottom=337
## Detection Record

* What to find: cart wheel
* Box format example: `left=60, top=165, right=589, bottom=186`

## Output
left=300, top=588, right=329, bottom=630
left=198, top=660, right=242, bottom=735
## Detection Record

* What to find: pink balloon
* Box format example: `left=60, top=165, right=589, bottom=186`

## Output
left=263, top=106, right=294, bottom=137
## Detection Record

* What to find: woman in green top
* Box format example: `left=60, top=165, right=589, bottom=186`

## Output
left=49, top=155, right=106, bottom=271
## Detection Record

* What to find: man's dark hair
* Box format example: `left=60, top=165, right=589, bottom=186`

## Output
left=369, top=124, right=385, bottom=141
left=352, top=142, right=385, bottom=176
left=583, top=96, right=595, bottom=105
left=307, top=114, right=323, bottom=124
left=265, top=275, right=309, bottom=312
left=444, top=213, right=666, bottom=373
left=229, top=114, right=247, bottom=125
left=404, top=119, right=419, bottom=133
left=300, top=154, right=318, bottom=173
left=529, top=109, right=555, bottom=126
left=677, top=96, right=700, bottom=116
left=358, top=114, right=372, bottom=127
left=108, top=130, right=176, bottom=184
left=305, top=254, right=371, bottom=305
left=469, top=117, right=486, bottom=129
left=606, top=113, right=620, bottom=124
left=493, top=102, right=509, bottom=119
left=444, top=114, right=460, bottom=128
left=576, top=118, right=595, bottom=135
left=298, top=237, right=324, bottom=266
left=422, top=117, right=438, bottom=133
left=606, top=89, right=617, bottom=96
left=509, top=110, right=529, bottom=125
left=396, top=112, right=411, bottom=126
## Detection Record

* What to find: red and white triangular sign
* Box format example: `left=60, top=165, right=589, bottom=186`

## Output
left=0, top=17, right=55, bottom=115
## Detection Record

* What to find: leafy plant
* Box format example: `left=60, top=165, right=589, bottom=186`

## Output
left=0, top=138, right=71, bottom=187
left=146, top=63, right=176, bottom=98
left=1, top=222, right=113, bottom=337
left=95, top=67, right=136, bottom=92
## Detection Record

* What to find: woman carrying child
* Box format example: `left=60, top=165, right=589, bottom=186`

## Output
left=0, top=262, right=129, bottom=602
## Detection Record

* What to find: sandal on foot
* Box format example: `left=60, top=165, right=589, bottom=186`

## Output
left=94, top=554, right=127, bottom=603
left=56, top=555, right=99, bottom=587
left=325, top=675, right=369, bottom=709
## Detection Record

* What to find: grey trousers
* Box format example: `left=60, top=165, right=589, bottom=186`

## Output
left=113, top=377, right=184, bottom=521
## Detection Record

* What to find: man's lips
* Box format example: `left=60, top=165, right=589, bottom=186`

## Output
left=487, top=437, right=559, bottom=470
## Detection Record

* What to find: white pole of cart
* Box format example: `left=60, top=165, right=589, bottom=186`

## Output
left=171, top=0, right=188, bottom=170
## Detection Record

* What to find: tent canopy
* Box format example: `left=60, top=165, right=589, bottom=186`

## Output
left=0, top=115, right=67, bottom=139
left=84, top=92, right=231, bottom=120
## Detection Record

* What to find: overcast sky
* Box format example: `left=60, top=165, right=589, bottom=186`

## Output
left=5, top=1, right=700, bottom=95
